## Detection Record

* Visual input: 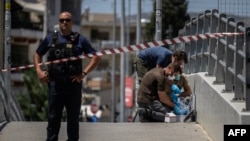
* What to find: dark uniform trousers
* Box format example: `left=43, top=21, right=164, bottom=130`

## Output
left=47, top=80, right=82, bottom=141
left=138, top=100, right=172, bottom=122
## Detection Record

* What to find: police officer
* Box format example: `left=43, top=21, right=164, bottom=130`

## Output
left=33, top=11, right=101, bottom=141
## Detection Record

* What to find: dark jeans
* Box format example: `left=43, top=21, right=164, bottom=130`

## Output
left=46, top=80, right=82, bottom=141
left=138, top=100, right=172, bottom=122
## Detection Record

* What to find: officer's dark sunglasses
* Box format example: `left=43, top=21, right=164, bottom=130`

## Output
left=59, top=18, right=71, bottom=23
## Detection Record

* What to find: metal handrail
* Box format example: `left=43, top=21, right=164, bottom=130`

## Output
left=179, top=9, right=250, bottom=111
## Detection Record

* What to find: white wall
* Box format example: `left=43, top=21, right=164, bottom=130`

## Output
left=187, top=72, right=250, bottom=141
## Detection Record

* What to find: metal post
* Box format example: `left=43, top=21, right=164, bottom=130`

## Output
left=120, top=0, right=125, bottom=122
left=125, top=0, right=130, bottom=76
left=0, top=0, right=4, bottom=122
left=155, top=0, right=162, bottom=40
left=111, top=0, right=117, bottom=122
left=245, top=27, right=250, bottom=111
left=135, top=0, right=141, bottom=110
left=0, top=0, right=4, bottom=68
left=136, top=0, right=141, bottom=45
left=4, top=0, right=11, bottom=120
left=43, top=0, right=48, bottom=38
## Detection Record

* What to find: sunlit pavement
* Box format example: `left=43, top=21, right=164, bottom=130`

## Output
left=0, top=88, right=213, bottom=141
left=0, top=122, right=213, bottom=141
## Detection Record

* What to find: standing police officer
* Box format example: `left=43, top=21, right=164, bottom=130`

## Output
left=33, top=11, right=101, bottom=141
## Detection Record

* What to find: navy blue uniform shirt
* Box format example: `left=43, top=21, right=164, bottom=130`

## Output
left=36, top=32, right=97, bottom=56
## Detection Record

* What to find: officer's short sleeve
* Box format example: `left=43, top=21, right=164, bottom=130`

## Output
left=36, top=34, right=52, bottom=55
left=79, top=35, right=98, bottom=54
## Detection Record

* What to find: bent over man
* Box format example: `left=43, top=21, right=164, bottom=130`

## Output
left=33, top=11, right=101, bottom=141
left=134, top=46, right=188, bottom=84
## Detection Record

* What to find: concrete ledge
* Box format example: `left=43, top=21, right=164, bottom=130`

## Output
left=0, top=121, right=7, bottom=132
left=187, top=72, right=250, bottom=141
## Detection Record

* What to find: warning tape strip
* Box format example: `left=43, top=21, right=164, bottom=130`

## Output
left=0, top=32, right=244, bottom=72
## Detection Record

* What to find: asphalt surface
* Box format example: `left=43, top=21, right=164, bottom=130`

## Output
left=0, top=121, right=213, bottom=141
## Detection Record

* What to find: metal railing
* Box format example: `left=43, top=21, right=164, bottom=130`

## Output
left=180, top=9, right=250, bottom=111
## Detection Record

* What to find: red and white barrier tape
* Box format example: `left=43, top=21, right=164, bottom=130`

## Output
left=0, top=32, right=243, bottom=72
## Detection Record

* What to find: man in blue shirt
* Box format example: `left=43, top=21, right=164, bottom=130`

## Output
left=134, top=46, right=188, bottom=84
left=33, top=11, right=101, bottom=141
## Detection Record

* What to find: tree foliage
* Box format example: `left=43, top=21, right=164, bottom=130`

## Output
left=144, top=0, right=190, bottom=41
left=17, top=68, right=48, bottom=121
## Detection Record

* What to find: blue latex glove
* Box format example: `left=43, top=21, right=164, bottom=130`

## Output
left=171, top=84, right=182, bottom=94
left=171, top=84, right=188, bottom=115
left=171, top=92, right=178, bottom=104
left=174, top=104, right=188, bottom=115
left=171, top=84, right=182, bottom=104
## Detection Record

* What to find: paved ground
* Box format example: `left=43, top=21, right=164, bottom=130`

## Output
left=0, top=122, right=213, bottom=141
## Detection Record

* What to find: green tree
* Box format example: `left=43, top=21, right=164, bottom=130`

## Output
left=144, top=0, right=190, bottom=41
left=17, top=68, right=48, bottom=121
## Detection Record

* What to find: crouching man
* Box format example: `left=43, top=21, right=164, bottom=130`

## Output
left=137, top=62, right=182, bottom=122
